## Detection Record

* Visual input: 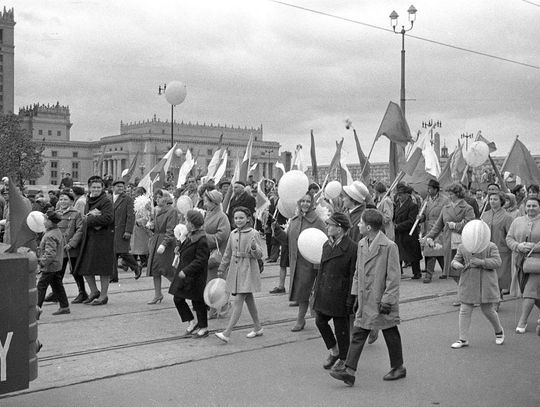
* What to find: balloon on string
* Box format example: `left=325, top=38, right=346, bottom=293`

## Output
left=203, top=278, right=229, bottom=309
left=324, top=180, right=342, bottom=199
left=26, top=211, right=46, bottom=233
left=277, top=170, right=309, bottom=203
left=297, top=228, right=328, bottom=264
left=461, top=219, right=491, bottom=253
left=176, top=195, right=193, bottom=215
left=277, top=198, right=297, bottom=218
left=464, top=141, right=489, bottom=167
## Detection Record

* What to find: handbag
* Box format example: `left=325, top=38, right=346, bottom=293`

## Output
left=208, top=237, right=222, bottom=268
left=523, top=254, right=540, bottom=274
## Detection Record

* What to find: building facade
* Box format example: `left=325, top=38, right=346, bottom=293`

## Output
left=0, top=7, right=14, bottom=114
left=19, top=105, right=282, bottom=186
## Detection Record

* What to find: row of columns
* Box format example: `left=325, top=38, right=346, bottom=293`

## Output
left=98, top=159, right=126, bottom=179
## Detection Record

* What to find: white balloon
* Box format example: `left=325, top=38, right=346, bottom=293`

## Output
left=325, top=180, right=342, bottom=199
left=461, top=220, right=491, bottom=254
left=121, top=168, right=129, bottom=177
left=204, top=278, right=229, bottom=309
left=176, top=195, right=193, bottom=215
left=277, top=199, right=297, bottom=219
left=277, top=170, right=309, bottom=203
left=174, top=148, right=183, bottom=157
left=174, top=223, right=187, bottom=241
left=26, top=211, right=46, bottom=233
left=165, top=81, right=187, bottom=106
left=464, top=141, right=489, bottom=167
left=297, top=228, right=328, bottom=265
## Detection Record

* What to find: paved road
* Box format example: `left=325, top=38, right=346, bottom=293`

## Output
left=1, top=264, right=539, bottom=406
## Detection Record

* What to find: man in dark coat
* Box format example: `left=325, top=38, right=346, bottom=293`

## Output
left=110, top=180, right=141, bottom=282
left=227, top=181, right=256, bottom=228
left=393, top=183, right=423, bottom=279
left=313, top=212, right=357, bottom=372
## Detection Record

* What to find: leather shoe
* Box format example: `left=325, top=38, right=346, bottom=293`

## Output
left=91, top=296, right=108, bottom=306
left=83, top=291, right=100, bottom=304
left=329, top=370, right=355, bottom=386
left=323, top=354, right=339, bottom=370
left=383, top=366, right=407, bottom=381
left=71, top=293, right=88, bottom=304
left=134, top=264, right=142, bottom=280
left=411, top=274, right=421, bottom=280
left=52, top=307, right=70, bottom=316
left=269, top=286, right=285, bottom=294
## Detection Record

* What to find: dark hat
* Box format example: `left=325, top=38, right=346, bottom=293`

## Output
left=308, top=183, right=320, bottom=191
left=326, top=212, right=351, bottom=230
left=428, top=179, right=440, bottom=190
left=46, top=210, right=62, bottom=224
left=218, top=179, right=231, bottom=187
left=112, top=179, right=125, bottom=186
left=186, top=209, right=204, bottom=229
left=71, top=186, right=85, bottom=196
left=396, top=183, right=412, bottom=195
left=234, top=180, right=246, bottom=187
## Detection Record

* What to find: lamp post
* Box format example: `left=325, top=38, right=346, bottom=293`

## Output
left=389, top=5, right=417, bottom=117
left=422, top=119, right=442, bottom=143
left=460, top=132, right=474, bottom=150
left=158, top=81, right=187, bottom=148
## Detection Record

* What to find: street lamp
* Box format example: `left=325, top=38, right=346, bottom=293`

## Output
left=422, top=119, right=442, bottom=143
left=389, top=5, right=417, bottom=116
left=460, top=132, right=474, bottom=150
left=158, top=81, right=187, bottom=148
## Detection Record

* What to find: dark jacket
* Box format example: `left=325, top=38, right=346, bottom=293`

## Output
left=169, top=230, right=209, bottom=300
left=38, top=227, right=64, bottom=273
left=73, top=192, right=115, bottom=276
left=347, top=204, right=365, bottom=243
left=113, top=192, right=135, bottom=254
left=313, top=235, right=357, bottom=316
left=394, top=195, right=423, bottom=264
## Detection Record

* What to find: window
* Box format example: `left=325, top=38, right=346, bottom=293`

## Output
left=72, top=162, right=79, bottom=169
left=48, top=130, right=52, bottom=136
left=72, top=171, right=79, bottom=180
left=51, top=170, right=57, bottom=178
left=50, top=180, right=57, bottom=185
left=0, top=55, right=3, bottom=62
left=120, top=147, right=123, bottom=151
left=0, top=29, right=3, bottom=43
left=162, top=129, right=165, bottom=134
left=28, top=180, right=36, bottom=185
left=51, top=151, right=58, bottom=157
left=207, top=149, right=213, bottom=156
left=57, top=130, right=61, bottom=137
left=73, top=151, right=78, bottom=158
left=50, top=161, right=58, bottom=168
left=38, top=129, right=43, bottom=135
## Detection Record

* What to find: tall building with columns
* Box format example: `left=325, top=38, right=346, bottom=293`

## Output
left=20, top=105, right=281, bottom=186
left=0, top=7, right=15, bottom=114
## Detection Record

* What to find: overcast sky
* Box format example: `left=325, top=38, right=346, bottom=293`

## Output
left=11, top=0, right=540, bottom=164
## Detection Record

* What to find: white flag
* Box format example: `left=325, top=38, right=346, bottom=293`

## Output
left=177, top=149, right=195, bottom=188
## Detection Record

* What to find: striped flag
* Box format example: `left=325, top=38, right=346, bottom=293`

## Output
left=177, top=149, right=195, bottom=188
left=122, top=151, right=139, bottom=183
left=238, top=133, right=254, bottom=183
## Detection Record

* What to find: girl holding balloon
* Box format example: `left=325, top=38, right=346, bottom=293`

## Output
left=450, top=220, right=504, bottom=348
left=215, top=206, right=263, bottom=343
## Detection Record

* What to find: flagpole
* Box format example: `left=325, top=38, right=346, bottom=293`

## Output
left=361, top=135, right=378, bottom=178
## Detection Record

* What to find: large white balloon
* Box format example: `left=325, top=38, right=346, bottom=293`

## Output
left=204, top=278, right=229, bottom=309
left=324, top=180, right=342, bottom=199
left=298, top=228, right=328, bottom=265
left=176, top=195, right=193, bottom=215
left=26, top=211, right=46, bottom=233
left=277, top=199, right=297, bottom=219
left=464, top=141, right=489, bottom=167
left=461, top=220, right=491, bottom=254
left=278, top=170, right=309, bottom=203
left=165, top=81, right=187, bottom=106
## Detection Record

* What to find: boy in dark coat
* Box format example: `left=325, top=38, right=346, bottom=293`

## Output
left=313, top=212, right=357, bottom=372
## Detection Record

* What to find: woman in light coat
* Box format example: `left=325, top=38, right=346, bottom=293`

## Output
left=506, top=196, right=540, bottom=335
left=215, top=206, right=263, bottom=343
left=146, top=190, right=178, bottom=304
left=274, top=193, right=327, bottom=331
left=450, top=242, right=504, bottom=348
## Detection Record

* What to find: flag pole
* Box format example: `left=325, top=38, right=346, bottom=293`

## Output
left=360, top=135, right=378, bottom=177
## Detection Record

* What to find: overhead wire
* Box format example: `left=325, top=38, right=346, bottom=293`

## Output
left=268, top=0, right=540, bottom=70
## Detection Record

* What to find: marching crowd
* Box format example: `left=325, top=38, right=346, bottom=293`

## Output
left=1, top=172, right=539, bottom=387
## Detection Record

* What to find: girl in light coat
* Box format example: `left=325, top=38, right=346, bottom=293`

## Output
left=215, top=206, right=263, bottom=343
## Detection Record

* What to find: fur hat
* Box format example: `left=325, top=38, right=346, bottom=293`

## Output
left=326, top=212, right=351, bottom=230
left=186, top=209, right=204, bottom=229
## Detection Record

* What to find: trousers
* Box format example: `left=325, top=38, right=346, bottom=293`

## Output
left=315, top=311, right=350, bottom=360
left=345, top=325, right=403, bottom=371
left=173, top=295, right=208, bottom=329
